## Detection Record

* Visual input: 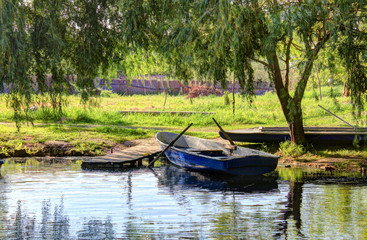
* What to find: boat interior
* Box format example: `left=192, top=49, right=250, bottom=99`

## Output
left=156, top=132, right=277, bottom=159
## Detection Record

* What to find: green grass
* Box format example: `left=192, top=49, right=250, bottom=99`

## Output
left=0, top=85, right=362, bottom=129
left=0, top=85, right=366, bottom=159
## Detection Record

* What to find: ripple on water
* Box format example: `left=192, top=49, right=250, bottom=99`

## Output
left=1, top=164, right=367, bottom=239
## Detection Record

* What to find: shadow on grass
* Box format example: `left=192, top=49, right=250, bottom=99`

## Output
left=310, top=145, right=367, bottom=159
left=237, top=141, right=367, bottom=160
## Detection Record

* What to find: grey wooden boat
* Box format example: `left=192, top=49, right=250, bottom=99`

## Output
left=219, top=126, right=367, bottom=145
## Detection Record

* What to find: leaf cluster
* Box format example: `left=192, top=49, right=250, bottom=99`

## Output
left=1, top=0, right=367, bottom=130
left=0, top=0, right=120, bottom=128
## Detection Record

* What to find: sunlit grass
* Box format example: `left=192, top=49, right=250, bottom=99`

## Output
left=0, top=85, right=366, bottom=159
left=0, top=85, right=363, bottom=129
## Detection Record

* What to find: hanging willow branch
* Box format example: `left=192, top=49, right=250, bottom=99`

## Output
left=0, top=0, right=120, bottom=129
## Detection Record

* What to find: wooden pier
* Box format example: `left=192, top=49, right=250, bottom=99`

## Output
left=81, top=138, right=162, bottom=170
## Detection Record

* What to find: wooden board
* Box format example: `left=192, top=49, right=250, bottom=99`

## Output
left=82, top=138, right=162, bottom=170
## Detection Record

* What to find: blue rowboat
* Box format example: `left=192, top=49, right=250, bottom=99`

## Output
left=219, top=126, right=367, bottom=145
left=155, top=132, right=279, bottom=176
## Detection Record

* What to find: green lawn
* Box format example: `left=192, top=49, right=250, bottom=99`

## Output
left=0, top=85, right=366, bottom=161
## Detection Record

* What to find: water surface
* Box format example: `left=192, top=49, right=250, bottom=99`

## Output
left=1, top=160, right=367, bottom=239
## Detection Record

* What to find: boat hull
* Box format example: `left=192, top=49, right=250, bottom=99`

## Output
left=156, top=132, right=278, bottom=176
left=220, top=127, right=367, bottom=145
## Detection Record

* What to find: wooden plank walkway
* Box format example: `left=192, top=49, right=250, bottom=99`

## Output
left=81, top=138, right=162, bottom=170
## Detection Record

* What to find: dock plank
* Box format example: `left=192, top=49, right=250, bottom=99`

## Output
left=82, top=138, right=162, bottom=169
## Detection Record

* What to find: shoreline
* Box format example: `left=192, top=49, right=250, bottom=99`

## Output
left=1, top=137, right=366, bottom=173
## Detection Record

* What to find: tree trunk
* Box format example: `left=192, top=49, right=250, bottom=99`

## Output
left=278, top=95, right=307, bottom=145
left=287, top=103, right=306, bottom=145
left=268, top=52, right=307, bottom=145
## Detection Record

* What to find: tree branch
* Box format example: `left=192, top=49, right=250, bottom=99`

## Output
left=284, top=37, right=292, bottom=90
left=249, top=57, right=269, bottom=67
left=295, top=31, right=331, bottom=103
left=291, top=42, right=304, bottom=51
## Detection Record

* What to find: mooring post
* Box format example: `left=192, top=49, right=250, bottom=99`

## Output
left=148, top=156, right=154, bottom=167
left=137, top=159, right=143, bottom=167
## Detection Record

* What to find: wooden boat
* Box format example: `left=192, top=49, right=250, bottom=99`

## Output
left=155, top=132, right=279, bottom=176
left=219, top=126, right=367, bottom=145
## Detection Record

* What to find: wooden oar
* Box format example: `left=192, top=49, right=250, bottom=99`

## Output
left=147, top=123, right=193, bottom=168
left=212, top=118, right=236, bottom=149
left=318, top=105, right=355, bottom=129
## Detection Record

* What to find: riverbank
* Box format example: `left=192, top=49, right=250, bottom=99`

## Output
left=1, top=134, right=366, bottom=172
left=1, top=88, right=366, bottom=171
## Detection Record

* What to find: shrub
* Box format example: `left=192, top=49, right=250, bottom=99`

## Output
left=100, top=90, right=119, bottom=98
left=223, top=91, right=230, bottom=105
left=187, top=84, right=222, bottom=98
left=279, top=141, right=305, bottom=158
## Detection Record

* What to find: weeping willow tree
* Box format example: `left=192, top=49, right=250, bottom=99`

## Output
left=1, top=0, right=33, bottom=129
left=336, top=1, right=367, bottom=121
left=119, top=0, right=367, bottom=145
left=1, top=0, right=367, bottom=142
left=0, top=0, right=119, bottom=129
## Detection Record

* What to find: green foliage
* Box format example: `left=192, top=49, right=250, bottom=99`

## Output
left=279, top=141, right=305, bottom=158
left=223, top=92, right=230, bottom=106
left=0, top=146, right=9, bottom=156
left=33, top=107, right=64, bottom=122
left=0, top=0, right=33, bottom=129
left=100, top=90, right=120, bottom=98
left=1, top=0, right=367, bottom=141
left=118, top=0, right=367, bottom=144
left=0, top=0, right=120, bottom=128
left=334, top=162, right=348, bottom=170
left=71, top=142, right=102, bottom=155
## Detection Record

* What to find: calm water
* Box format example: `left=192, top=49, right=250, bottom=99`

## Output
left=1, top=160, right=367, bottom=239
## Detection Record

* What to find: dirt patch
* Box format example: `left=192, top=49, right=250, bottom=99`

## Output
left=44, top=141, right=70, bottom=156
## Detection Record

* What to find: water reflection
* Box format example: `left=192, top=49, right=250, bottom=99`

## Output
left=6, top=199, right=116, bottom=240
left=275, top=181, right=304, bottom=239
left=77, top=218, right=115, bottom=240
left=156, top=166, right=284, bottom=239
left=1, top=160, right=367, bottom=239
left=157, top=164, right=279, bottom=192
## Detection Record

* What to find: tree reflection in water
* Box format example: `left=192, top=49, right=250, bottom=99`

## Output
left=156, top=165, right=280, bottom=239
left=77, top=218, right=115, bottom=240
left=274, top=181, right=305, bottom=239
left=13, top=200, right=36, bottom=240
left=3, top=164, right=367, bottom=239
left=8, top=198, right=115, bottom=240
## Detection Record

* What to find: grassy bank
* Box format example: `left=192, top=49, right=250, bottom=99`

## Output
left=0, top=85, right=366, bottom=166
